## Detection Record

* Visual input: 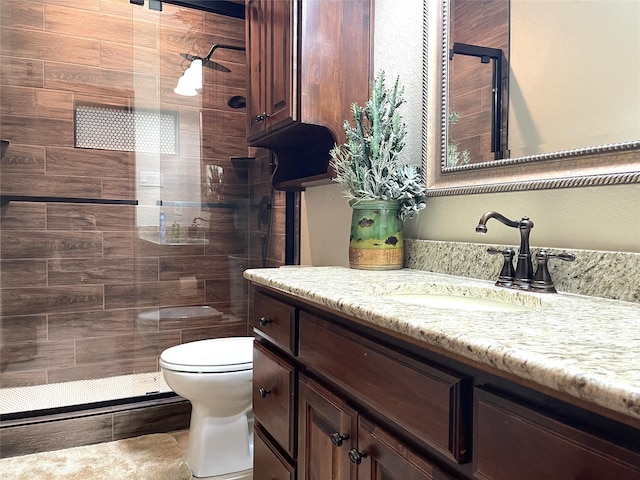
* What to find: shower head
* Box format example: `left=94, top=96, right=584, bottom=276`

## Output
left=180, top=53, right=230, bottom=72
left=179, top=44, right=246, bottom=73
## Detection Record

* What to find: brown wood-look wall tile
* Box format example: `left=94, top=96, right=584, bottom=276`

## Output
left=200, top=134, right=248, bottom=159
left=159, top=255, right=227, bottom=281
left=103, top=231, right=136, bottom=257
left=204, top=278, right=232, bottom=306
left=47, top=358, right=136, bottom=384
left=0, top=315, right=47, bottom=345
left=0, top=369, right=48, bottom=388
left=155, top=306, right=225, bottom=332
left=0, top=414, right=113, bottom=458
left=0, top=85, right=36, bottom=116
left=104, top=280, right=204, bottom=310
left=47, top=204, right=136, bottom=231
left=0, top=339, right=75, bottom=373
left=180, top=322, right=247, bottom=344
left=44, top=61, right=133, bottom=97
left=75, top=330, right=180, bottom=364
left=0, top=1, right=44, bottom=30
left=201, top=109, right=246, bottom=138
left=0, top=259, right=47, bottom=287
left=0, top=231, right=103, bottom=259
left=0, top=145, right=45, bottom=175
left=204, top=12, right=245, bottom=42
left=45, top=5, right=133, bottom=42
left=46, top=147, right=136, bottom=179
left=0, top=285, right=104, bottom=316
left=48, top=257, right=157, bottom=286
left=0, top=27, right=100, bottom=66
left=35, top=89, right=74, bottom=119
left=0, top=174, right=102, bottom=198
left=112, top=400, right=191, bottom=440
left=48, top=308, right=152, bottom=340
left=0, top=115, right=74, bottom=146
left=101, top=178, right=136, bottom=199
left=0, top=56, right=44, bottom=88
left=0, top=203, right=46, bottom=230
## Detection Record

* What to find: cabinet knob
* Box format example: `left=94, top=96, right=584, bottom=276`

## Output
left=329, top=432, right=349, bottom=447
left=258, top=317, right=272, bottom=327
left=258, top=388, right=271, bottom=399
left=348, top=448, right=367, bottom=464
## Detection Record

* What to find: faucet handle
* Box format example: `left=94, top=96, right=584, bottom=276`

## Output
left=487, top=247, right=516, bottom=287
left=532, top=250, right=576, bottom=293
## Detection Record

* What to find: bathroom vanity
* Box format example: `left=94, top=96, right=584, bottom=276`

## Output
left=245, top=267, right=640, bottom=480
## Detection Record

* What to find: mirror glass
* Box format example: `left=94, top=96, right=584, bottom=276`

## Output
left=423, top=0, right=640, bottom=194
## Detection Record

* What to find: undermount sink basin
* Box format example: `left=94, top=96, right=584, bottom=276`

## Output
left=383, top=293, right=534, bottom=312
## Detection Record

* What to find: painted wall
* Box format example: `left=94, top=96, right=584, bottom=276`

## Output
left=301, top=0, right=640, bottom=267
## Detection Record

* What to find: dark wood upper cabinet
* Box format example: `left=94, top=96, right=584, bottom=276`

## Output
left=245, top=0, right=372, bottom=190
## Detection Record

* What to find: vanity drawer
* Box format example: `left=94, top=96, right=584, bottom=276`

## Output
left=254, top=423, right=295, bottom=480
left=253, top=292, right=297, bottom=356
left=298, top=311, right=471, bottom=464
left=253, top=341, right=296, bottom=457
left=474, top=388, right=640, bottom=480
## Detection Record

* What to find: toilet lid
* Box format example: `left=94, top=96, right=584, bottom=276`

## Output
left=159, top=337, right=253, bottom=373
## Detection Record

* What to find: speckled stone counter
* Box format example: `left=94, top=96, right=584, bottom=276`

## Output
left=244, top=266, right=640, bottom=421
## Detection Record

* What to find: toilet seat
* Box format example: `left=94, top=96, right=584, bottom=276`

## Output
left=159, top=337, right=253, bottom=373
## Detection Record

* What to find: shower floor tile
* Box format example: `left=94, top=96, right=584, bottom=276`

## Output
left=0, top=372, right=171, bottom=415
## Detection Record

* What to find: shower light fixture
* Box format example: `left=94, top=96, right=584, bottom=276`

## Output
left=174, top=44, right=245, bottom=97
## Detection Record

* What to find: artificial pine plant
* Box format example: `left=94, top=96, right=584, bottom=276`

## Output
left=329, top=71, right=426, bottom=221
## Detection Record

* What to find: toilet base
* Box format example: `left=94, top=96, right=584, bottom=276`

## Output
left=185, top=406, right=253, bottom=478
left=193, top=468, right=252, bottom=479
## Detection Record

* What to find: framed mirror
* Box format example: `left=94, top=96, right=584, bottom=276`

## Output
left=423, top=0, right=640, bottom=196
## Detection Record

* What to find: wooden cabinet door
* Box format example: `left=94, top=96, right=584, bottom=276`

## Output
left=298, top=375, right=357, bottom=480
left=354, top=417, right=457, bottom=480
left=246, top=0, right=267, bottom=139
left=254, top=423, right=295, bottom=480
left=265, top=0, right=294, bottom=133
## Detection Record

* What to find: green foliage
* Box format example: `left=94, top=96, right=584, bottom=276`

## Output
left=329, top=71, right=426, bottom=221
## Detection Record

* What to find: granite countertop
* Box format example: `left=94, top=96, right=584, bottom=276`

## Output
left=244, top=266, right=640, bottom=421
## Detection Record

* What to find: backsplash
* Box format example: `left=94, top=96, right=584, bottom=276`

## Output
left=405, top=239, right=640, bottom=303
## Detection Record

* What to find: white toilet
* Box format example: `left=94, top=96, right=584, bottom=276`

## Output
left=160, top=336, right=254, bottom=478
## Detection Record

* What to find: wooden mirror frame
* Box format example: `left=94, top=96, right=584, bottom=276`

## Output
left=422, top=0, right=640, bottom=196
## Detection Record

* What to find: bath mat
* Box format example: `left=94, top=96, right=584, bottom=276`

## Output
left=0, top=433, right=192, bottom=480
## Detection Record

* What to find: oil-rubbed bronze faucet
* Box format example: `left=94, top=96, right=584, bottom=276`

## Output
left=476, top=211, right=534, bottom=289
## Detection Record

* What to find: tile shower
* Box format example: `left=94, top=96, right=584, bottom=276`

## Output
left=0, top=0, right=285, bottom=448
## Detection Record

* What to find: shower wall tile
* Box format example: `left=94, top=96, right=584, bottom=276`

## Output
left=46, top=147, right=136, bottom=179
left=0, top=340, right=75, bottom=373
left=0, top=260, right=47, bottom=287
left=104, top=280, right=205, bottom=310
left=0, top=28, right=100, bottom=66
left=0, top=203, right=46, bottom=230
left=0, top=369, right=48, bottom=388
left=158, top=255, right=227, bottom=281
left=34, top=89, right=74, bottom=119
left=0, top=57, right=44, bottom=88
left=135, top=238, right=205, bottom=257
left=179, top=320, right=247, bottom=344
left=48, top=308, right=149, bottom=340
left=48, top=359, right=137, bottom=384
left=0, top=285, right=104, bottom=316
left=45, top=5, right=134, bottom=42
left=101, top=177, right=136, bottom=199
left=0, top=115, right=74, bottom=146
left=75, top=331, right=180, bottom=365
left=0, top=173, right=102, bottom=197
left=0, top=2, right=45, bottom=31
left=0, top=145, right=45, bottom=175
left=44, top=62, right=134, bottom=97
left=0, top=315, right=47, bottom=345
left=0, top=231, right=103, bottom=259
left=47, top=257, right=158, bottom=286
left=46, top=204, right=136, bottom=231
left=0, top=85, right=37, bottom=116
left=103, top=231, right=135, bottom=257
